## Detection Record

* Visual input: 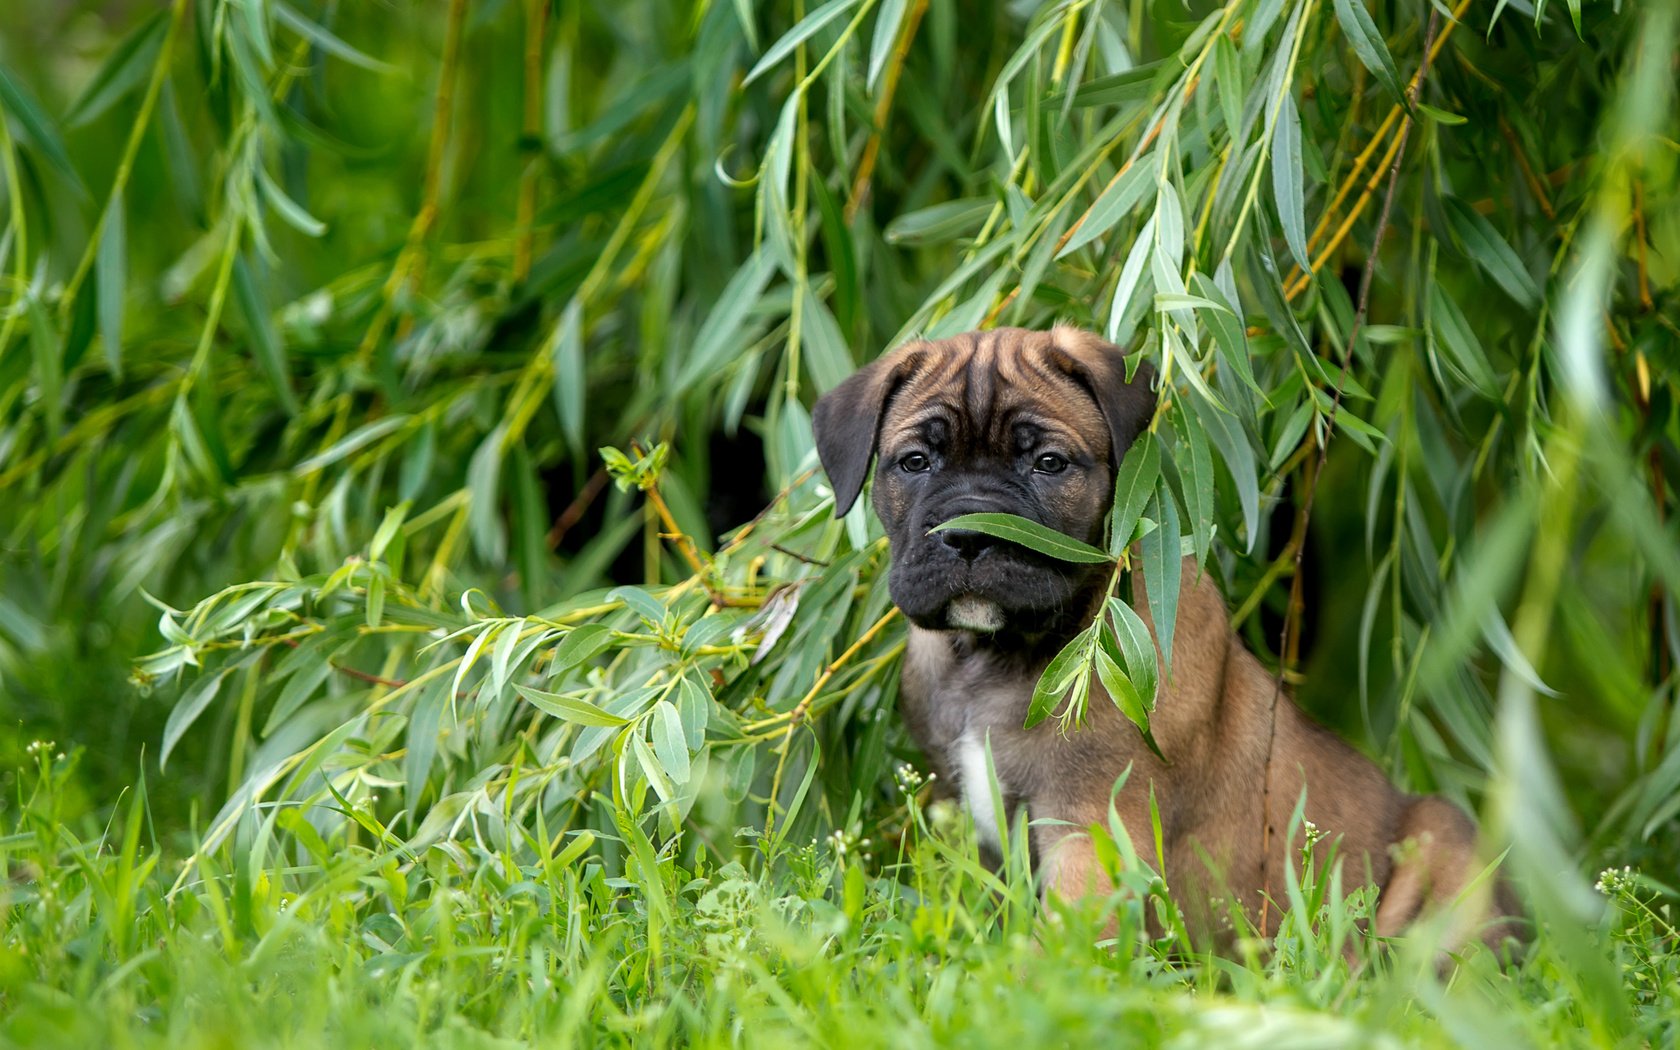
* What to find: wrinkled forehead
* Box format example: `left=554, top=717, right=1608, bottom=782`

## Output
left=878, top=331, right=1108, bottom=458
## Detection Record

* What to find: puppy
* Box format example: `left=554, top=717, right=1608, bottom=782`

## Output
left=813, top=325, right=1518, bottom=951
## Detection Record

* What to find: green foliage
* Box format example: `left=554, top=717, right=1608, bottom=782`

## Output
left=2, top=748, right=1677, bottom=1048
left=929, top=511, right=1113, bottom=563
left=1, top=0, right=1678, bottom=1043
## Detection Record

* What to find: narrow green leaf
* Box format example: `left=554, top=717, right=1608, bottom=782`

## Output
left=799, top=288, right=854, bottom=393
left=677, top=249, right=774, bottom=388
left=1214, top=34, right=1243, bottom=143
left=1246, top=0, right=1288, bottom=51
left=1176, top=402, right=1215, bottom=571
left=931, top=512, right=1111, bottom=564
left=1106, top=596, right=1159, bottom=710
left=1094, top=639, right=1147, bottom=727
left=26, top=296, right=63, bottom=435
left=1330, top=404, right=1385, bottom=453
left=607, top=585, right=670, bottom=626
left=467, top=427, right=507, bottom=565
left=234, top=0, right=274, bottom=66
left=97, top=190, right=126, bottom=377
left=1428, top=284, right=1500, bottom=396
left=1108, top=434, right=1160, bottom=555
left=514, top=685, right=630, bottom=727
left=160, top=671, right=226, bottom=771
left=551, top=623, right=617, bottom=673
left=1153, top=292, right=1235, bottom=314
left=731, top=0, right=758, bottom=48
left=1271, top=90, right=1309, bottom=271
left=231, top=254, right=298, bottom=413
left=629, top=731, right=678, bottom=804
left=1191, top=271, right=1260, bottom=395
left=650, top=700, right=691, bottom=785
left=274, top=2, right=396, bottom=72
left=744, top=0, right=862, bottom=85
left=1443, top=197, right=1541, bottom=309
left=1154, top=183, right=1184, bottom=270
left=884, top=198, right=993, bottom=246
left=365, top=573, right=385, bottom=628
left=552, top=298, right=585, bottom=458
left=1026, top=626, right=1095, bottom=729
left=66, top=10, right=169, bottom=127
left=724, top=745, right=756, bottom=804
left=868, top=0, right=910, bottom=91
left=404, top=677, right=447, bottom=820
left=297, top=416, right=410, bottom=473
left=263, top=652, right=332, bottom=736
left=1482, top=609, right=1559, bottom=698
left=1332, top=0, right=1407, bottom=106
left=1056, top=162, right=1152, bottom=259
left=370, top=502, right=409, bottom=562
left=1141, top=490, right=1181, bottom=672
left=676, top=673, right=711, bottom=750
left=254, top=163, right=327, bottom=237
left=1069, top=62, right=1163, bottom=108
left=0, top=67, right=88, bottom=198
left=1416, top=102, right=1466, bottom=125
left=1094, top=634, right=1164, bottom=760
left=487, top=619, right=526, bottom=704
left=1106, top=215, right=1156, bottom=346
left=451, top=626, right=495, bottom=708
left=1187, top=385, right=1259, bottom=555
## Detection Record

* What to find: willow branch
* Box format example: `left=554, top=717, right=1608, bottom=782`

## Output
left=1257, top=7, right=1442, bottom=937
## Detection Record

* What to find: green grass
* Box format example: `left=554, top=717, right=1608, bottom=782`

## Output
left=3, top=0, right=1680, bottom=1044
left=3, top=747, right=1674, bottom=1049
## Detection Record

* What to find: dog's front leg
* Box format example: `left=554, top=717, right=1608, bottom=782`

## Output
left=1031, top=792, right=1152, bottom=905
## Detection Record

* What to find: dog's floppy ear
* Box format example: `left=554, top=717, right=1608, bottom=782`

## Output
left=812, top=347, right=923, bottom=516
left=1049, top=326, right=1156, bottom=464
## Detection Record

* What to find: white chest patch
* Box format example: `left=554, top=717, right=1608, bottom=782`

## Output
left=957, top=729, right=1006, bottom=853
left=947, top=596, right=1005, bottom=633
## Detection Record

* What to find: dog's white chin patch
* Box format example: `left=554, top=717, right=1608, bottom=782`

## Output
left=947, top=596, right=1005, bottom=633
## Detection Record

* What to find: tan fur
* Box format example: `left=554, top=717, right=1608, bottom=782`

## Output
left=817, top=326, right=1520, bottom=956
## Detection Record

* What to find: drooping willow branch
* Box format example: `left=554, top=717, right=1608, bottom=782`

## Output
left=1256, top=6, right=1444, bottom=936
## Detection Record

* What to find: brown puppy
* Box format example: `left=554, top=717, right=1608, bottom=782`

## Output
left=813, top=325, right=1518, bottom=951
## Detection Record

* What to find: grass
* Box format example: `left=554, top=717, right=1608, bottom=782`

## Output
left=3, top=746, right=1674, bottom=1049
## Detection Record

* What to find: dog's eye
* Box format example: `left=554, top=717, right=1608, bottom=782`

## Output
left=1034, top=453, right=1069, bottom=474
left=900, top=452, right=931, bottom=473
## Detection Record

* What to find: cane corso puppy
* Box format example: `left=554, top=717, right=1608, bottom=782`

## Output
left=813, top=324, right=1517, bottom=950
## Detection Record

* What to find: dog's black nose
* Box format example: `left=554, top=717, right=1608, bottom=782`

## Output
left=939, top=528, right=995, bottom=561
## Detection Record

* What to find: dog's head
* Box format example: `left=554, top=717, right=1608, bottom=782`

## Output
left=814, top=325, right=1154, bottom=637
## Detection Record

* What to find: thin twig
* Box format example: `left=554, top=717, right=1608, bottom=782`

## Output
left=641, top=481, right=707, bottom=575
left=771, top=544, right=830, bottom=566
left=330, top=662, right=410, bottom=690
left=546, top=467, right=610, bottom=550
left=1257, top=8, right=1442, bottom=937
left=280, top=636, right=411, bottom=689
left=1283, top=0, right=1470, bottom=300
left=1499, top=118, right=1557, bottom=220
left=398, top=0, right=470, bottom=299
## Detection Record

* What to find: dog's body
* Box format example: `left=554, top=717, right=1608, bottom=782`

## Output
left=814, top=325, right=1516, bottom=949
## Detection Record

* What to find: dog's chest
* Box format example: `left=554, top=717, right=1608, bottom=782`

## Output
left=902, top=637, right=1039, bottom=851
